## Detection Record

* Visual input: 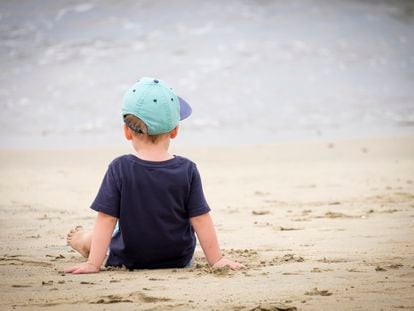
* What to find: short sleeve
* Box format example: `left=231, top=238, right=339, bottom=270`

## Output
left=186, top=164, right=210, bottom=218
left=90, top=164, right=121, bottom=218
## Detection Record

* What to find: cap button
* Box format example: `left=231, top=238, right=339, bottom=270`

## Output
left=153, top=79, right=159, bottom=83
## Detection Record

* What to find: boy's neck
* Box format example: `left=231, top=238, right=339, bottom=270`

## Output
left=132, top=139, right=173, bottom=162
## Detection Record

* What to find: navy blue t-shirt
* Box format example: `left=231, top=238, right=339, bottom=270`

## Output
left=90, top=154, right=210, bottom=269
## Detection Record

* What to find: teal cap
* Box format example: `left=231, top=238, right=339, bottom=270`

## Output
left=121, top=77, right=192, bottom=135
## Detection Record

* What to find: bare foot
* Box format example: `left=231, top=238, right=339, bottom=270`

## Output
left=66, top=226, right=92, bottom=258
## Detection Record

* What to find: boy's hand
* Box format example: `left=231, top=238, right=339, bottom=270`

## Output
left=212, top=257, right=246, bottom=270
left=64, top=262, right=100, bottom=274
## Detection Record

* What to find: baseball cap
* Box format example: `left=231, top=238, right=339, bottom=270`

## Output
left=121, top=77, right=192, bottom=135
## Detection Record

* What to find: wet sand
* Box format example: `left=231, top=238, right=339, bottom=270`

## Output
left=0, top=136, right=413, bottom=310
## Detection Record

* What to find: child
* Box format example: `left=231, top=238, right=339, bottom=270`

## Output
left=64, top=77, right=244, bottom=274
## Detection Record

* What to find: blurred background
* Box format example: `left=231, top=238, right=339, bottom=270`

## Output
left=0, top=0, right=413, bottom=149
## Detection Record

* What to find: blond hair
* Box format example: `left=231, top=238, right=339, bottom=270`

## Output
left=123, top=114, right=165, bottom=143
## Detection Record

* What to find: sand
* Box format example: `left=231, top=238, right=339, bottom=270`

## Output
left=0, top=136, right=413, bottom=310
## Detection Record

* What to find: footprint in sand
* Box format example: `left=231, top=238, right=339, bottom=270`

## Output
left=278, top=226, right=302, bottom=231
left=250, top=302, right=298, bottom=311
left=317, top=257, right=349, bottom=263
left=254, top=191, right=271, bottom=196
left=0, top=256, right=53, bottom=268
left=252, top=210, right=271, bottom=215
left=388, top=264, right=403, bottom=269
left=317, top=212, right=359, bottom=219
left=80, top=281, right=96, bottom=285
left=91, top=292, right=171, bottom=304
left=304, top=288, right=333, bottom=296
left=91, top=295, right=133, bottom=304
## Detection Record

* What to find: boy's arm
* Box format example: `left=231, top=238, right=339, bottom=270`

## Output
left=190, top=213, right=244, bottom=269
left=64, top=212, right=117, bottom=274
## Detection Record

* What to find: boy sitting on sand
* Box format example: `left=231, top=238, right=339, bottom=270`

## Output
left=64, top=77, right=243, bottom=274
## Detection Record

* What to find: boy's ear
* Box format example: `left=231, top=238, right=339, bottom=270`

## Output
left=170, top=126, right=179, bottom=139
left=124, top=124, right=133, bottom=140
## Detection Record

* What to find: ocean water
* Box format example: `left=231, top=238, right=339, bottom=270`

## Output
left=0, top=0, right=413, bottom=148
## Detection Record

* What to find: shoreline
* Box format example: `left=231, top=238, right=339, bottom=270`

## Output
left=2, top=127, right=414, bottom=151
left=1, top=135, right=413, bottom=310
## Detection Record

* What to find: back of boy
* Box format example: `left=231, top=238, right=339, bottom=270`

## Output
left=64, top=77, right=243, bottom=274
left=93, top=153, right=209, bottom=269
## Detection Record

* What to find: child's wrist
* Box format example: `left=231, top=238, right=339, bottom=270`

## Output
left=211, top=256, right=223, bottom=266
left=86, top=261, right=101, bottom=270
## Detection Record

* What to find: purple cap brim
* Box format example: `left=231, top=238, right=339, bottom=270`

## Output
left=178, top=96, right=192, bottom=120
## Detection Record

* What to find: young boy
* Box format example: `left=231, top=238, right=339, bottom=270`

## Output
left=64, top=77, right=243, bottom=274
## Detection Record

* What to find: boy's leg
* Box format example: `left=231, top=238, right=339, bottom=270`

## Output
left=67, top=226, right=92, bottom=258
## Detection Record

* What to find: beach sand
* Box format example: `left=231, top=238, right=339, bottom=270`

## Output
left=0, top=136, right=413, bottom=310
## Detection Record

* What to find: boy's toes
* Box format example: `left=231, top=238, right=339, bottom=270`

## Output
left=67, top=229, right=75, bottom=238
left=66, top=234, right=73, bottom=244
left=67, top=231, right=73, bottom=241
left=66, top=226, right=83, bottom=243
